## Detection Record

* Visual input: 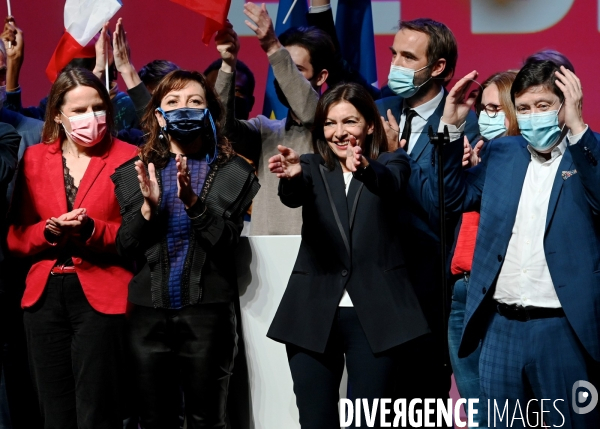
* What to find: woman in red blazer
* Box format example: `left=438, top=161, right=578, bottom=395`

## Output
left=7, top=67, right=137, bottom=429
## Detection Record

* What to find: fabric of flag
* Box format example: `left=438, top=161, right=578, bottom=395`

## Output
left=262, top=0, right=308, bottom=120
left=335, top=0, right=377, bottom=88
left=46, top=0, right=122, bottom=83
left=170, top=0, right=231, bottom=45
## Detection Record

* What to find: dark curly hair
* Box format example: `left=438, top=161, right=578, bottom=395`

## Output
left=140, top=69, right=234, bottom=168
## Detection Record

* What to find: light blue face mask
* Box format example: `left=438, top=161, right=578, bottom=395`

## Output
left=517, top=103, right=564, bottom=152
left=387, top=63, right=431, bottom=98
left=478, top=111, right=507, bottom=140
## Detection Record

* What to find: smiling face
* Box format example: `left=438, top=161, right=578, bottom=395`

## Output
left=154, top=81, right=207, bottom=127
left=324, top=101, right=374, bottom=164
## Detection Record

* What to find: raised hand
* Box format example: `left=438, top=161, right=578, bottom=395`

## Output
left=216, top=22, right=240, bottom=73
left=135, top=160, right=160, bottom=220
left=243, top=2, right=281, bottom=56
left=92, top=22, right=113, bottom=81
left=112, top=18, right=141, bottom=90
left=346, top=136, right=368, bottom=172
left=269, top=145, right=301, bottom=179
left=1, top=16, right=24, bottom=91
left=555, top=66, right=585, bottom=135
left=175, top=154, right=198, bottom=209
left=442, top=70, right=479, bottom=128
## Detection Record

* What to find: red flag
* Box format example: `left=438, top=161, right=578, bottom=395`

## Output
left=170, top=0, right=231, bottom=45
left=46, top=32, right=98, bottom=83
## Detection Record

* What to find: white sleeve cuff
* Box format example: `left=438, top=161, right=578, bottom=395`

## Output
left=567, top=125, right=588, bottom=145
left=308, top=4, right=331, bottom=13
left=438, top=120, right=466, bottom=142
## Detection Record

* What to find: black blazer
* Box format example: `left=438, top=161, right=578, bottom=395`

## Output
left=267, top=152, right=429, bottom=354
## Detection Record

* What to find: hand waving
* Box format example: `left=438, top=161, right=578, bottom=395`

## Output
left=442, top=70, right=479, bottom=128
left=244, top=2, right=281, bottom=56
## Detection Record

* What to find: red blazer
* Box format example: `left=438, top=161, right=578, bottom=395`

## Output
left=7, top=138, right=138, bottom=314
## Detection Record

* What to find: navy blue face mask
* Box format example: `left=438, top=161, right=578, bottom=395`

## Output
left=157, top=107, right=218, bottom=163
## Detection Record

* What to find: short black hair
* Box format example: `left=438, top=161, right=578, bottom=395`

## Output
left=278, top=26, right=335, bottom=78
left=511, top=60, right=563, bottom=103
left=399, top=18, right=458, bottom=82
left=203, top=58, right=256, bottom=96
left=138, top=60, right=180, bottom=88
left=525, top=50, right=574, bottom=73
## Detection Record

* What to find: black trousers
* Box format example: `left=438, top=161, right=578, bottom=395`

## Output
left=23, top=274, right=127, bottom=429
left=286, top=307, right=398, bottom=429
left=127, top=302, right=237, bottom=429
left=0, top=260, right=42, bottom=429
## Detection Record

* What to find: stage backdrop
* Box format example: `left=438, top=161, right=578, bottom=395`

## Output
left=11, top=0, right=600, bottom=129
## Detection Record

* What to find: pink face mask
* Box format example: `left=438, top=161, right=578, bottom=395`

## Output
left=61, top=110, right=107, bottom=147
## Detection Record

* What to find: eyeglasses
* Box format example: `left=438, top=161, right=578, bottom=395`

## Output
left=480, top=104, right=503, bottom=118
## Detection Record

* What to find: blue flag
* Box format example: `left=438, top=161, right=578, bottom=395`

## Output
left=335, top=0, right=378, bottom=88
left=262, top=0, right=308, bottom=119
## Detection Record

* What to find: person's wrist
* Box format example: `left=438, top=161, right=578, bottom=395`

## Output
left=569, top=119, right=586, bottom=136
left=265, top=39, right=282, bottom=57
left=220, top=58, right=236, bottom=74
left=183, top=194, right=198, bottom=210
left=141, top=201, right=153, bottom=221
left=118, top=62, right=136, bottom=76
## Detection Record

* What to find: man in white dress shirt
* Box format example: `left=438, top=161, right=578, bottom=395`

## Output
left=439, top=58, right=600, bottom=428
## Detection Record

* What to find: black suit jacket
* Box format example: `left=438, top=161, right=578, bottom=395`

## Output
left=267, top=152, right=429, bottom=354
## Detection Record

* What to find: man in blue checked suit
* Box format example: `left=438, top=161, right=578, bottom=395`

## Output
left=375, top=18, right=478, bottom=413
left=437, top=60, right=600, bottom=428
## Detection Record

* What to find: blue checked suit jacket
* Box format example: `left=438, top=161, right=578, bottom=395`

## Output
left=438, top=129, right=600, bottom=361
left=375, top=92, right=479, bottom=339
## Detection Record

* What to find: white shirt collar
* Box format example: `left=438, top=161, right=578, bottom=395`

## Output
left=402, top=88, right=444, bottom=120
left=527, top=137, right=567, bottom=164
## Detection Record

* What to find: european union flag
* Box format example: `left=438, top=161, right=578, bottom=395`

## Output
left=335, top=0, right=378, bottom=88
left=262, top=0, right=308, bottom=119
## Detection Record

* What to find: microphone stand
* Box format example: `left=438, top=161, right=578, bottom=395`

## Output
left=428, top=125, right=451, bottom=367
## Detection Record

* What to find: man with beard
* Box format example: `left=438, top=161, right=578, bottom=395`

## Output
left=215, top=2, right=334, bottom=235
left=375, top=18, right=479, bottom=426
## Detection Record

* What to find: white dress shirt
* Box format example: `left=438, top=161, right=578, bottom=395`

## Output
left=494, top=127, right=587, bottom=308
left=400, top=89, right=444, bottom=154
left=339, top=172, right=354, bottom=307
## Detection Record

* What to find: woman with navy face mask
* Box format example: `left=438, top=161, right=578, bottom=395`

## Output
left=111, top=69, right=259, bottom=429
left=7, top=67, right=138, bottom=428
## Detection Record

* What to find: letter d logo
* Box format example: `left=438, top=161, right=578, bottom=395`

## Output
left=573, top=380, right=598, bottom=414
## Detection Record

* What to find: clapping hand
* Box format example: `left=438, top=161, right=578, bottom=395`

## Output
left=92, top=22, right=112, bottom=81
left=175, top=154, right=198, bottom=209
left=135, top=160, right=160, bottom=220
left=46, top=208, right=89, bottom=238
left=346, top=136, right=368, bottom=172
left=381, top=109, right=407, bottom=151
left=269, top=145, right=301, bottom=179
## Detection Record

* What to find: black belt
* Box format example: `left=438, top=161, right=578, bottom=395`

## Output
left=496, top=302, right=565, bottom=321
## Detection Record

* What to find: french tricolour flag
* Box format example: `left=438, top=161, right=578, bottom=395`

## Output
left=46, top=0, right=122, bottom=83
